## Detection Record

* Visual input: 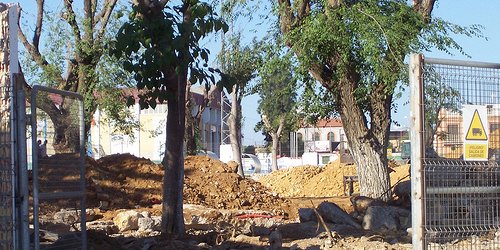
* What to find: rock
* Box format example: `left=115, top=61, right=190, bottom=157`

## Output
left=250, top=225, right=271, bottom=236
left=197, top=242, right=210, bottom=249
left=350, top=196, right=386, bottom=214
left=86, top=220, right=118, bottom=235
left=138, top=217, right=155, bottom=232
left=140, top=211, right=151, bottom=218
left=113, top=210, right=143, bottom=232
left=226, top=161, right=239, bottom=173
left=317, top=201, right=361, bottom=229
left=362, top=206, right=410, bottom=232
left=394, top=180, right=411, bottom=204
left=269, top=230, right=282, bottom=250
left=298, top=208, right=316, bottom=223
left=184, top=204, right=223, bottom=225
left=53, top=209, right=79, bottom=225
left=151, top=216, right=162, bottom=231
left=278, top=221, right=361, bottom=240
left=53, top=209, right=96, bottom=225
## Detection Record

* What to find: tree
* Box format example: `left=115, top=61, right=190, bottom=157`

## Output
left=18, top=0, right=129, bottom=152
left=185, top=83, right=218, bottom=156
left=112, top=0, right=226, bottom=237
left=254, top=42, right=298, bottom=171
left=275, top=0, right=481, bottom=201
left=218, top=33, right=259, bottom=176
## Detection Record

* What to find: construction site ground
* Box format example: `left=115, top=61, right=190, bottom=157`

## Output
left=38, top=153, right=412, bottom=249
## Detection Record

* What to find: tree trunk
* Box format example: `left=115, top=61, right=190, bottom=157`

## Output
left=229, top=85, right=243, bottom=176
left=33, top=92, right=82, bottom=153
left=271, top=134, right=279, bottom=171
left=185, top=86, right=197, bottom=155
left=337, top=75, right=392, bottom=201
left=161, top=76, right=186, bottom=238
left=185, top=84, right=217, bottom=155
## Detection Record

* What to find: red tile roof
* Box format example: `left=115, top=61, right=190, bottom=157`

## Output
left=303, top=119, right=343, bottom=128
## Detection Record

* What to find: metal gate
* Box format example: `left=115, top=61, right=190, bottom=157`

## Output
left=0, top=4, right=25, bottom=250
left=31, top=86, right=86, bottom=249
left=410, top=54, right=500, bottom=249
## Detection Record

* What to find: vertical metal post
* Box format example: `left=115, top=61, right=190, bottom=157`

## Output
left=78, top=99, right=87, bottom=249
left=30, top=88, right=39, bottom=250
left=8, top=5, right=29, bottom=250
left=410, top=54, right=424, bottom=250
left=15, top=84, right=29, bottom=250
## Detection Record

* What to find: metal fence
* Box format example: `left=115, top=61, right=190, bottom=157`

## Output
left=410, top=54, right=500, bottom=249
left=0, top=60, right=13, bottom=250
left=31, top=86, right=86, bottom=249
left=0, top=4, right=21, bottom=250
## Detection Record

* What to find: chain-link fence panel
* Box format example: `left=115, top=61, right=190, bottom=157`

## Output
left=31, top=86, right=86, bottom=250
left=0, top=61, right=13, bottom=250
left=411, top=55, right=500, bottom=249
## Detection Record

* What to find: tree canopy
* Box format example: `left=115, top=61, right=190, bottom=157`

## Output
left=274, top=0, right=482, bottom=200
left=112, top=0, right=227, bottom=237
left=18, top=0, right=138, bottom=151
left=254, top=39, right=298, bottom=170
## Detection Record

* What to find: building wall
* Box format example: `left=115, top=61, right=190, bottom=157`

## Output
left=90, top=97, right=222, bottom=162
left=434, top=106, right=500, bottom=159
left=296, top=126, right=345, bottom=142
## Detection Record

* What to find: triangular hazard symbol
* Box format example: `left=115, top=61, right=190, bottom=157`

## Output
left=465, top=109, right=488, bottom=141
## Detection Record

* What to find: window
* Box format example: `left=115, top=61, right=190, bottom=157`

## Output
left=327, top=132, right=335, bottom=142
left=313, top=132, right=320, bottom=141
left=447, top=124, right=459, bottom=141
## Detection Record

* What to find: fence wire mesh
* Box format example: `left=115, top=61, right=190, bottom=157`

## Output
left=422, top=58, right=500, bottom=249
left=0, top=75, right=13, bottom=250
left=31, top=86, right=86, bottom=250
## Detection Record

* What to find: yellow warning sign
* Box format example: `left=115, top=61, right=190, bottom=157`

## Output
left=464, top=144, right=488, bottom=159
left=465, top=109, right=488, bottom=141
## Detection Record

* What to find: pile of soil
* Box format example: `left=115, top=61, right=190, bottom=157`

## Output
left=85, top=154, right=293, bottom=217
left=258, top=160, right=410, bottom=198
left=183, top=156, right=293, bottom=216
left=86, top=154, right=163, bottom=209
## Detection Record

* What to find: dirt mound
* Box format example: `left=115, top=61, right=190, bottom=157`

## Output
left=85, top=154, right=294, bottom=217
left=183, top=156, right=294, bottom=217
left=86, top=153, right=163, bottom=209
left=259, top=160, right=410, bottom=198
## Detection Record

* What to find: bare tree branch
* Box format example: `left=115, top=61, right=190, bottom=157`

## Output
left=95, top=0, right=117, bottom=45
left=33, top=0, right=44, bottom=48
left=63, top=0, right=82, bottom=41
left=159, top=0, right=169, bottom=8
left=18, top=9, right=66, bottom=87
left=83, top=0, right=94, bottom=41
left=91, top=0, right=97, bottom=24
left=95, top=0, right=109, bottom=23
left=413, top=0, right=435, bottom=20
left=276, top=117, right=285, bottom=138
left=297, top=0, right=310, bottom=19
left=277, top=0, right=294, bottom=35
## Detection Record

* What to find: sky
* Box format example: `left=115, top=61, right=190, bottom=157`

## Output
left=10, top=0, right=500, bottom=146
left=241, top=1, right=500, bottom=146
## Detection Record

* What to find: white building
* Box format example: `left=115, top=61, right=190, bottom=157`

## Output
left=90, top=86, right=223, bottom=162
